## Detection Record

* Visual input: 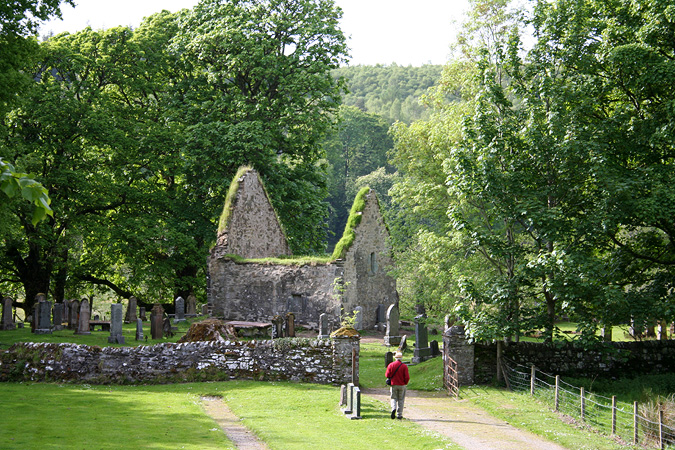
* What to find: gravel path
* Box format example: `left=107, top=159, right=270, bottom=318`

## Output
left=201, top=396, right=270, bottom=450
left=362, top=388, right=568, bottom=450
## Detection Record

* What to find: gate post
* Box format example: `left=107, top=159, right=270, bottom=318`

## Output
left=443, top=325, right=474, bottom=386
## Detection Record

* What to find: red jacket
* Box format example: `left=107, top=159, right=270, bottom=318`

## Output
left=385, top=360, right=410, bottom=386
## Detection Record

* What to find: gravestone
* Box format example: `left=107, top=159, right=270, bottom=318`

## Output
left=339, top=384, right=347, bottom=406
left=376, top=304, right=386, bottom=324
left=412, top=314, right=431, bottom=364
left=1, top=297, right=15, bottom=330
left=385, top=351, right=394, bottom=368
left=0, top=297, right=13, bottom=329
left=201, top=304, right=209, bottom=316
left=430, top=340, right=440, bottom=357
left=174, top=296, right=186, bottom=323
left=353, top=306, right=363, bottom=331
left=68, top=299, right=80, bottom=330
left=342, top=383, right=354, bottom=415
left=163, top=317, right=175, bottom=337
left=601, top=326, right=612, bottom=342
left=398, top=334, right=408, bottom=353
left=124, top=296, right=138, bottom=323
left=318, top=313, right=329, bottom=339
left=384, top=303, right=401, bottom=346
left=285, top=312, right=295, bottom=337
left=34, top=300, right=52, bottom=334
left=351, top=387, right=363, bottom=420
left=52, top=303, right=65, bottom=331
left=63, top=301, right=70, bottom=327
left=186, top=294, right=197, bottom=317
left=75, top=299, right=92, bottom=335
left=135, top=318, right=144, bottom=341
left=139, top=307, right=147, bottom=321
left=108, top=303, right=125, bottom=344
left=150, top=304, right=164, bottom=339
left=271, top=315, right=283, bottom=339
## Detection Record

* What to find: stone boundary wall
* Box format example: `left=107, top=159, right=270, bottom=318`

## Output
left=472, top=340, right=675, bottom=384
left=0, top=337, right=360, bottom=385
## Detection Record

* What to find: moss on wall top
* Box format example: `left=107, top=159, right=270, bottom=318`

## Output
left=222, top=254, right=333, bottom=266
left=217, top=166, right=253, bottom=236
left=331, top=187, right=371, bottom=260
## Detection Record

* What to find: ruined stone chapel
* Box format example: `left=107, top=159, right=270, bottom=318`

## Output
left=207, top=167, right=398, bottom=330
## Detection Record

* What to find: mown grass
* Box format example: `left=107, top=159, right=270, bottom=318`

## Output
left=0, top=319, right=194, bottom=350
left=0, top=381, right=458, bottom=450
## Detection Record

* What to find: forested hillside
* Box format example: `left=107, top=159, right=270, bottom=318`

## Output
left=332, top=64, right=443, bottom=124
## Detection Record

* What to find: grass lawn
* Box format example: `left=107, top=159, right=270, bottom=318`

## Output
left=0, top=381, right=457, bottom=450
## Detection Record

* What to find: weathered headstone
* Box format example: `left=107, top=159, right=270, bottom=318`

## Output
left=1, top=297, right=15, bottom=330
left=139, top=307, right=147, bottom=321
left=52, top=303, right=65, bottom=331
left=413, top=314, right=431, bottom=364
left=135, top=318, right=144, bottom=341
left=68, top=299, right=80, bottom=330
left=34, top=300, right=52, bottom=334
left=376, top=304, right=386, bottom=324
left=351, top=387, right=363, bottom=420
left=174, top=296, right=186, bottom=323
left=318, top=313, right=329, bottom=339
left=430, top=340, right=440, bottom=357
left=384, top=303, right=401, bottom=346
left=398, top=334, right=408, bottom=353
left=201, top=304, right=209, bottom=316
left=124, top=296, right=138, bottom=323
left=353, top=306, right=363, bottom=330
left=340, top=384, right=347, bottom=406
left=271, top=315, right=283, bottom=339
left=385, top=351, right=394, bottom=368
left=163, top=317, right=175, bottom=337
left=186, top=293, right=197, bottom=316
left=150, top=304, right=164, bottom=339
left=108, top=303, right=125, bottom=344
left=342, top=382, right=354, bottom=415
left=285, top=312, right=295, bottom=337
left=75, top=299, right=92, bottom=335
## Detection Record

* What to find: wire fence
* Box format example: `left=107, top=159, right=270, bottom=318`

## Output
left=501, top=357, right=675, bottom=449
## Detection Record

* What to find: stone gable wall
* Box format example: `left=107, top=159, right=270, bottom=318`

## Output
left=209, top=259, right=343, bottom=326
left=341, top=190, right=397, bottom=329
left=214, top=170, right=290, bottom=259
left=0, top=337, right=359, bottom=385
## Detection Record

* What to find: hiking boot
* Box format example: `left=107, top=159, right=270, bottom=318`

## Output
left=391, top=410, right=396, bottom=419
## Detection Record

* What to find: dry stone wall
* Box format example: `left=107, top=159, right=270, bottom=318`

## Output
left=466, top=340, right=675, bottom=383
left=0, top=337, right=359, bottom=385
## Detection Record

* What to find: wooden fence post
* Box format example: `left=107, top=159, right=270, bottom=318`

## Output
left=530, top=365, right=535, bottom=396
left=555, top=375, right=560, bottom=412
left=580, top=387, right=585, bottom=421
left=611, top=396, right=616, bottom=435
left=634, top=401, right=639, bottom=445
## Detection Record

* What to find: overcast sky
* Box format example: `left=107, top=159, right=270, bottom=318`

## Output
left=39, top=0, right=470, bottom=66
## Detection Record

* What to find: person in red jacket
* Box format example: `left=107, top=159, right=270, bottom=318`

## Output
left=385, top=350, right=410, bottom=419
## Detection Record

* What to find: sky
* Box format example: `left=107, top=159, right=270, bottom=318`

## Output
left=39, top=0, right=470, bottom=66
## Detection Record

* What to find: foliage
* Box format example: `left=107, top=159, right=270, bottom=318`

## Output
left=331, top=186, right=370, bottom=259
left=0, top=158, right=52, bottom=225
left=323, top=105, right=393, bottom=247
left=333, top=64, right=445, bottom=124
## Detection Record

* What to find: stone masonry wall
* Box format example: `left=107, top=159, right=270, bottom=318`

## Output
left=0, top=337, right=359, bottom=385
left=341, top=190, right=397, bottom=330
left=209, top=259, right=343, bottom=326
left=472, top=340, right=675, bottom=384
left=214, top=169, right=290, bottom=259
